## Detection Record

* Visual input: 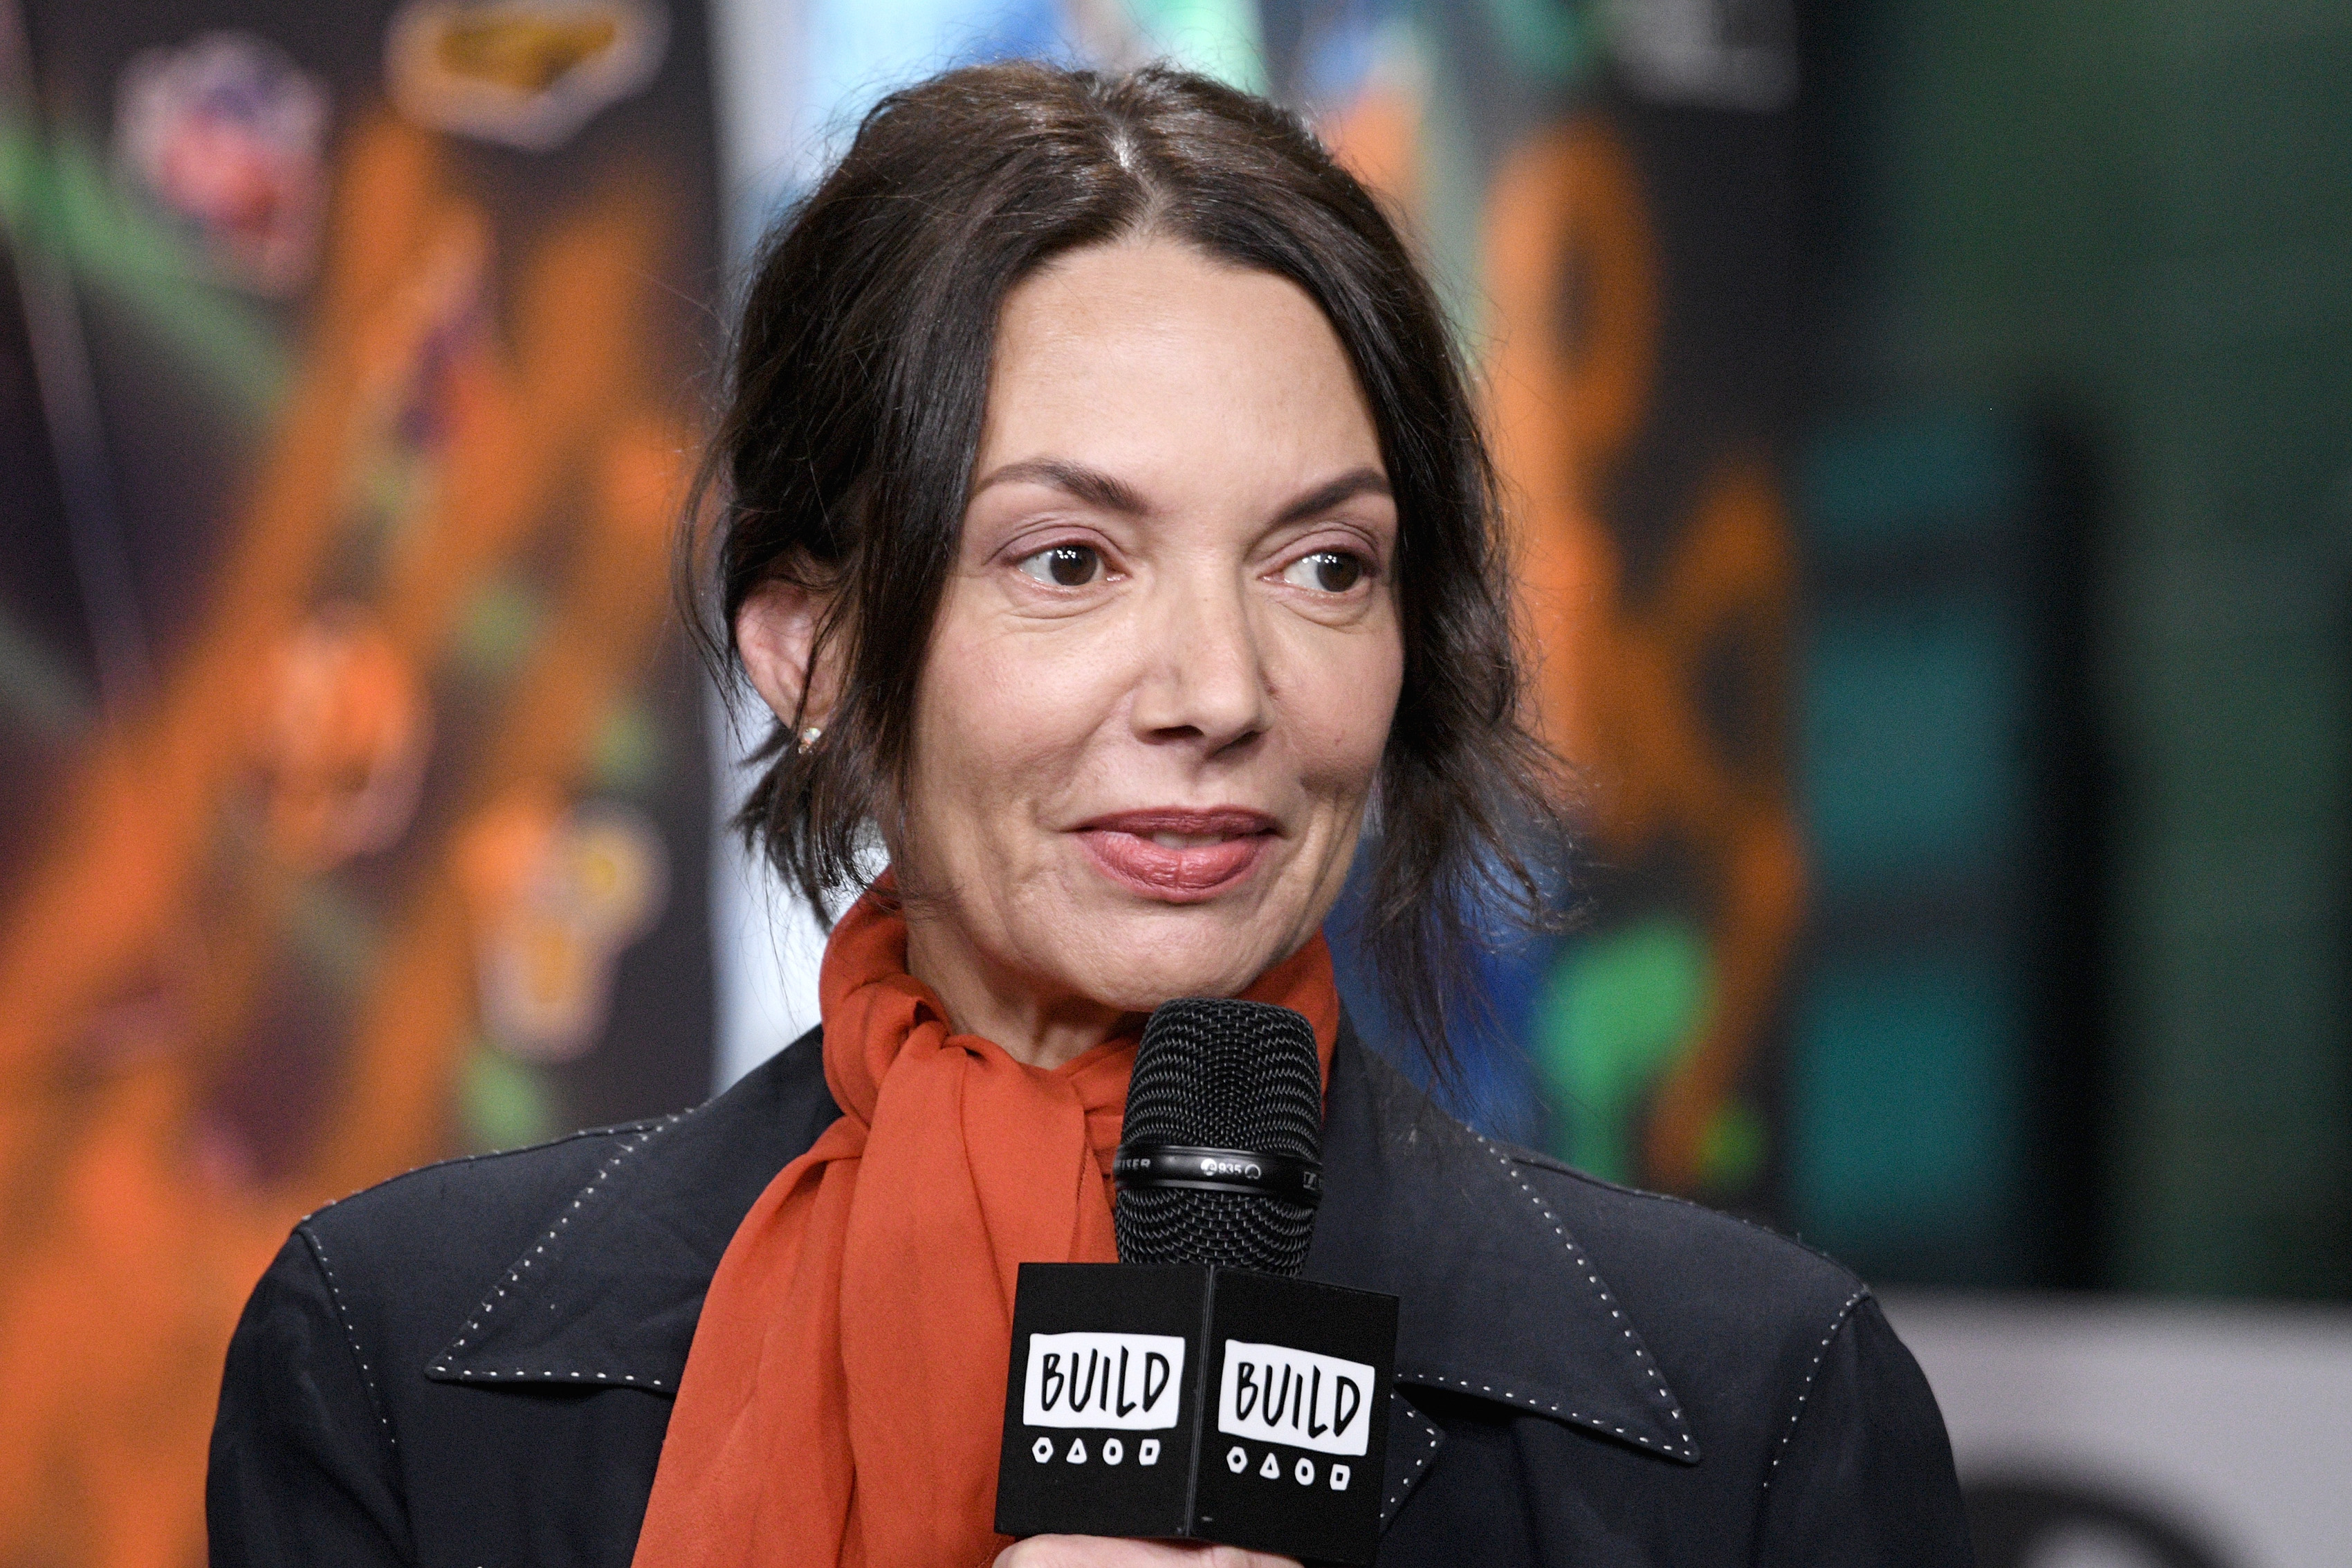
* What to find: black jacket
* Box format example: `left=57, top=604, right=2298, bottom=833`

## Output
left=208, top=1022, right=1972, bottom=1566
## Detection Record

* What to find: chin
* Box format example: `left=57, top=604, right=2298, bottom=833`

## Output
left=1062, top=904, right=1294, bottom=1013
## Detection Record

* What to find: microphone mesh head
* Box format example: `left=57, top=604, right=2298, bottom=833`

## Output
left=1115, top=998, right=1323, bottom=1275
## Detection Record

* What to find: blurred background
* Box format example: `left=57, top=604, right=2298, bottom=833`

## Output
left=1, top=0, right=2346, bottom=1562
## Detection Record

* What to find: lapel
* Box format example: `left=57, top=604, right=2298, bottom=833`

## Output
left=1305, top=1029, right=1699, bottom=1464
left=424, top=1035, right=834, bottom=1393
left=428, top=1014, right=1696, bottom=1522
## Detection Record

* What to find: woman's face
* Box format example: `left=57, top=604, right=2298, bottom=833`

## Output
left=897, top=237, right=1402, bottom=1049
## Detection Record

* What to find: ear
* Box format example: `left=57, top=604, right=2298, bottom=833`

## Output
left=735, top=578, right=839, bottom=733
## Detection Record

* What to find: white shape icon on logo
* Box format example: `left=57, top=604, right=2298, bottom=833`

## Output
left=1102, top=1439, right=1125, bottom=1466
left=1031, top=1437, right=1054, bottom=1464
left=1067, top=1439, right=1087, bottom=1463
left=1139, top=1439, right=1161, bottom=1466
left=1258, top=1452, right=1281, bottom=1479
left=1294, top=1457, right=1316, bottom=1485
left=1227, top=1446, right=1249, bottom=1473
left=1330, top=1463, right=1351, bottom=1491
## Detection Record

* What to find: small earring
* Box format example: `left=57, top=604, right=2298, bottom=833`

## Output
left=797, top=726, right=824, bottom=752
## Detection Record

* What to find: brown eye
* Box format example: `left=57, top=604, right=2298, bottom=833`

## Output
left=1283, top=550, right=1366, bottom=593
left=1018, top=544, right=1102, bottom=587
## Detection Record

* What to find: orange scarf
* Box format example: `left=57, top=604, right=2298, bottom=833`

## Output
left=630, top=880, right=1341, bottom=1568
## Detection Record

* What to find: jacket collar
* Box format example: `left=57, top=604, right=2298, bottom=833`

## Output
left=1305, top=1037, right=1697, bottom=1463
left=428, top=1018, right=1695, bottom=1464
left=423, top=1035, right=834, bottom=1395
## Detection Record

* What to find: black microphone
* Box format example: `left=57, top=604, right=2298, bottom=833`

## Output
left=994, top=999, right=1398, bottom=1565
left=1112, top=995, right=1324, bottom=1273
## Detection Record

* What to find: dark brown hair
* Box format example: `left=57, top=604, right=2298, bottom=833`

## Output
left=683, top=59, right=1564, bottom=1065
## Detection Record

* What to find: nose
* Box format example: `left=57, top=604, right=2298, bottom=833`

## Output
left=1128, top=562, right=1271, bottom=755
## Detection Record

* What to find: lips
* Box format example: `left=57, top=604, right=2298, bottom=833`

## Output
left=1075, top=808, right=1278, bottom=902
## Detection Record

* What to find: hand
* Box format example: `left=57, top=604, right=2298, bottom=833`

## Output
left=994, top=1538, right=1301, bottom=1568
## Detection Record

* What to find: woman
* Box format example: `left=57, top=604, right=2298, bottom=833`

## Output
left=208, top=62, right=1972, bottom=1568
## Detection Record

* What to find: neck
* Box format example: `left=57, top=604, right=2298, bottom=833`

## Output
left=902, top=914, right=1140, bottom=1071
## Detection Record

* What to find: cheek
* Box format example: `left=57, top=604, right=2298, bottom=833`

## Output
left=904, top=602, right=1124, bottom=854
left=1283, top=624, right=1404, bottom=799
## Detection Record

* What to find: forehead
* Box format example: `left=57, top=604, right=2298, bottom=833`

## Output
left=980, top=239, right=1382, bottom=488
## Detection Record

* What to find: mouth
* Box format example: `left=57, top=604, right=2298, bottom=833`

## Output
left=1073, top=808, right=1280, bottom=903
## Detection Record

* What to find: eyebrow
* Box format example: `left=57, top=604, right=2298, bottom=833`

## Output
left=968, top=459, right=1391, bottom=526
left=1271, top=466, right=1391, bottom=527
left=971, top=458, right=1151, bottom=515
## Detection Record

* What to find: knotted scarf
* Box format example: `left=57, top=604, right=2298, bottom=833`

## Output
left=630, top=878, right=1340, bottom=1567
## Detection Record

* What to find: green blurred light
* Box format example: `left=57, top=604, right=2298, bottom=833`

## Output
left=1534, top=912, right=1711, bottom=1183
left=461, top=1042, right=555, bottom=1152
left=591, top=701, right=663, bottom=795
left=454, top=580, right=544, bottom=682
left=1124, top=0, right=1267, bottom=94
left=0, top=120, right=287, bottom=416
left=1698, top=1095, right=1766, bottom=1192
left=1480, top=0, right=1592, bottom=86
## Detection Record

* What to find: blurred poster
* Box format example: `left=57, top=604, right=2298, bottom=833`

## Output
left=0, top=0, right=718, bottom=1558
left=1298, top=0, right=1803, bottom=1219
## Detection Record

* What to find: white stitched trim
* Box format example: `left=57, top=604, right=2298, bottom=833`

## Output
left=1761, top=1289, right=1869, bottom=1490
left=1470, top=1136, right=1698, bottom=1460
left=1381, top=1403, right=1443, bottom=1521
left=441, top=1368, right=673, bottom=1390
left=303, top=1230, right=396, bottom=1450
left=304, top=1116, right=669, bottom=1221
left=428, top=1123, right=670, bottom=1383
left=1391, top=1367, right=1682, bottom=1453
